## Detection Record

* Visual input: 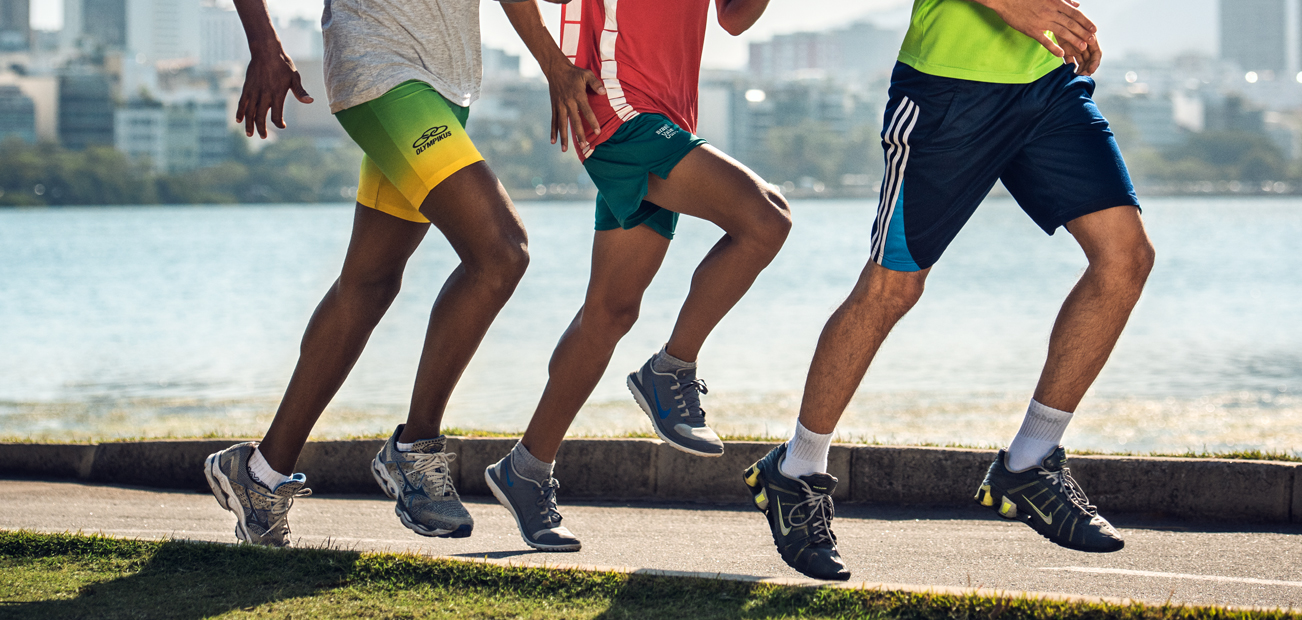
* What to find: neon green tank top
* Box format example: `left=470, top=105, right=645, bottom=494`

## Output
left=897, top=0, right=1064, bottom=84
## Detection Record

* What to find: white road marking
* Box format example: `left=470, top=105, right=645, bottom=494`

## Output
left=1042, top=567, right=1302, bottom=588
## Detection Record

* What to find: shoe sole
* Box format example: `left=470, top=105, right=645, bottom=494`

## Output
left=204, top=451, right=257, bottom=545
left=974, top=483, right=1124, bottom=553
left=484, top=466, right=581, bottom=552
left=626, top=373, right=723, bottom=458
left=371, top=455, right=470, bottom=539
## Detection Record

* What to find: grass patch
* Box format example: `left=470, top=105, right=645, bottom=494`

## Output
left=0, top=531, right=1297, bottom=620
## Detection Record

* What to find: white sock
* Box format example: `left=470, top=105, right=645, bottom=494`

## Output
left=248, top=446, right=291, bottom=490
left=1005, top=399, right=1074, bottom=472
left=651, top=344, right=695, bottom=373
left=779, top=420, right=833, bottom=479
left=396, top=441, right=414, bottom=452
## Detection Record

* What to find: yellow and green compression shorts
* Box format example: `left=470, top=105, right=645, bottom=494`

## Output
left=334, top=80, right=484, bottom=223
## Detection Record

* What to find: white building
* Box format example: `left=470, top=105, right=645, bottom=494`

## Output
left=115, top=99, right=228, bottom=173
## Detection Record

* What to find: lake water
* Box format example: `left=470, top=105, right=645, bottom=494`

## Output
left=1, top=198, right=1300, bottom=455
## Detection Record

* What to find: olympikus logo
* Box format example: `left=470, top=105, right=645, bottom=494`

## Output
left=413, top=125, right=452, bottom=154
left=655, top=124, right=678, bottom=139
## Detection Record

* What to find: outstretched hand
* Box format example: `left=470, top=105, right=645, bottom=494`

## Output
left=545, top=62, right=605, bottom=152
left=983, top=0, right=1096, bottom=61
left=237, top=51, right=313, bottom=139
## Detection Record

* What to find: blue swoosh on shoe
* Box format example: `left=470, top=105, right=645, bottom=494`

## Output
left=652, top=384, right=671, bottom=420
left=504, top=465, right=513, bottom=487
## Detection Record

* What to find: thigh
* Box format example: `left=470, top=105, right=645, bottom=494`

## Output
left=419, top=161, right=527, bottom=262
left=1001, top=77, right=1140, bottom=236
left=585, top=225, right=671, bottom=310
left=643, top=144, right=779, bottom=232
left=338, top=203, right=430, bottom=286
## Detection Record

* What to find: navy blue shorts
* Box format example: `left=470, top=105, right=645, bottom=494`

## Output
left=871, top=62, right=1140, bottom=271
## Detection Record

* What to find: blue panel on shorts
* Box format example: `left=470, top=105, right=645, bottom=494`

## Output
left=880, top=190, right=920, bottom=272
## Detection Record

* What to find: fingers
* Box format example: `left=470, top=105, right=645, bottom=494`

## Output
left=556, top=104, right=571, bottom=152
left=1056, top=0, right=1097, bottom=34
left=585, top=70, right=606, bottom=97
left=236, top=90, right=248, bottom=124
left=271, top=90, right=288, bottom=130
left=1050, top=18, right=1091, bottom=52
left=576, top=98, right=600, bottom=139
left=255, top=92, right=271, bottom=138
left=290, top=73, right=314, bottom=104
left=550, top=102, right=560, bottom=146
left=244, top=93, right=258, bottom=137
left=1085, top=37, right=1103, bottom=75
left=1034, top=32, right=1066, bottom=58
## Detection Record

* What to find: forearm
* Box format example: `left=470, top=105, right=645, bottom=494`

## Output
left=232, top=0, right=285, bottom=57
left=716, top=0, right=770, bottom=36
left=502, top=1, right=571, bottom=77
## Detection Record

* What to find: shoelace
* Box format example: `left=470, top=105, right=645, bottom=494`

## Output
left=410, top=451, right=457, bottom=497
left=267, top=486, right=313, bottom=537
left=536, top=478, right=564, bottom=527
left=788, top=490, right=837, bottom=546
left=672, top=373, right=709, bottom=424
left=1039, top=467, right=1097, bottom=515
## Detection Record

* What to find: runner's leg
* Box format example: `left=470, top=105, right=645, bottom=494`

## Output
left=258, top=205, right=430, bottom=474
left=643, top=145, right=791, bottom=362
left=1032, top=205, right=1153, bottom=411
left=797, top=263, right=929, bottom=434
left=520, top=225, right=670, bottom=463
left=400, top=162, right=530, bottom=442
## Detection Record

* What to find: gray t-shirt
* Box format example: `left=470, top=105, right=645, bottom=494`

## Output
left=321, top=0, right=486, bottom=113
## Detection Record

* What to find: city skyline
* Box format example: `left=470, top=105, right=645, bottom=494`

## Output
left=32, top=0, right=1219, bottom=72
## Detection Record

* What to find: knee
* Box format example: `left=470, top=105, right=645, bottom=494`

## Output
left=469, top=240, right=530, bottom=296
left=745, top=187, right=793, bottom=252
left=338, top=271, right=403, bottom=320
left=855, top=266, right=926, bottom=315
left=585, top=298, right=640, bottom=338
left=1095, top=237, right=1155, bottom=295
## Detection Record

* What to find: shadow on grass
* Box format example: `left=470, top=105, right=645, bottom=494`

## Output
left=2, top=538, right=360, bottom=620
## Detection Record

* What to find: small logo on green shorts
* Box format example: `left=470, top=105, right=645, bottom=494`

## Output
left=413, top=126, right=453, bottom=154
left=655, top=124, right=679, bottom=139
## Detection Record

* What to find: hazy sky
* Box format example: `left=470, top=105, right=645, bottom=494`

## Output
left=32, top=0, right=1219, bottom=71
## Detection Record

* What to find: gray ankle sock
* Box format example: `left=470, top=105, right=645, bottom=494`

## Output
left=651, top=344, right=695, bottom=373
left=511, top=441, right=554, bottom=482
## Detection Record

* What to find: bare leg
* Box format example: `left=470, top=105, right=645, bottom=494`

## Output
left=258, top=206, right=430, bottom=474
left=644, top=145, right=792, bottom=362
left=796, top=263, right=929, bottom=434
left=1032, top=206, right=1154, bottom=411
left=401, top=162, right=529, bottom=442
left=258, top=162, right=528, bottom=472
left=521, top=226, right=670, bottom=463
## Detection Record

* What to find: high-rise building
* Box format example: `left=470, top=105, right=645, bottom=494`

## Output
left=115, top=99, right=229, bottom=172
left=200, top=5, right=248, bottom=68
left=63, top=0, right=128, bottom=52
left=748, top=22, right=902, bottom=85
left=1220, top=0, right=1288, bottom=73
left=0, top=0, right=30, bottom=52
left=59, top=73, right=115, bottom=149
left=128, top=0, right=201, bottom=65
left=0, top=85, right=36, bottom=143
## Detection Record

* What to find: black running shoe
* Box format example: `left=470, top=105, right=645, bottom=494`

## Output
left=743, top=444, right=851, bottom=581
left=974, top=447, right=1124, bottom=553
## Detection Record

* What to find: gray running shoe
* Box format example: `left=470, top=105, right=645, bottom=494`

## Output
left=627, top=355, right=724, bottom=457
left=204, top=442, right=311, bottom=547
left=485, top=451, right=581, bottom=552
left=371, top=425, right=473, bottom=538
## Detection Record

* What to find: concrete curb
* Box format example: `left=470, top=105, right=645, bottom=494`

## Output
left=2, top=439, right=1298, bottom=524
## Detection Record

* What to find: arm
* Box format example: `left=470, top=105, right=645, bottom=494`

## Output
left=716, top=0, right=770, bottom=36
left=232, top=0, right=313, bottom=139
left=971, top=0, right=1098, bottom=67
left=502, top=0, right=606, bottom=153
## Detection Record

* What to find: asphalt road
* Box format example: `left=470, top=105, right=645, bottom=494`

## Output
left=2, top=479, right=1300, bottom=610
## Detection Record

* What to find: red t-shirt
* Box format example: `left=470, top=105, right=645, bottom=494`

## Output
left=558, top=0, right=709, bottom=158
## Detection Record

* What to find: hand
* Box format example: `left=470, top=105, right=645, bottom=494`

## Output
left=543, top=61, right=605, bottom=152
left=983, top=0, right=1096, bottom=60
left=237, top=50, right=313, bottom=139
left=1064, top=31, right=1102, bottom=76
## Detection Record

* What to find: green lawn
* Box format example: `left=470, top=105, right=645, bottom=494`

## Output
left=0, top=531, right=1295, bottom=620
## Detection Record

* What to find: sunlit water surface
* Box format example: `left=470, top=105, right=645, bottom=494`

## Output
left=1, top=198, right=1299, bottom=454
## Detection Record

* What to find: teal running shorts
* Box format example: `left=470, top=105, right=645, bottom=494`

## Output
left=584, top=113, right=707, bottom=240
